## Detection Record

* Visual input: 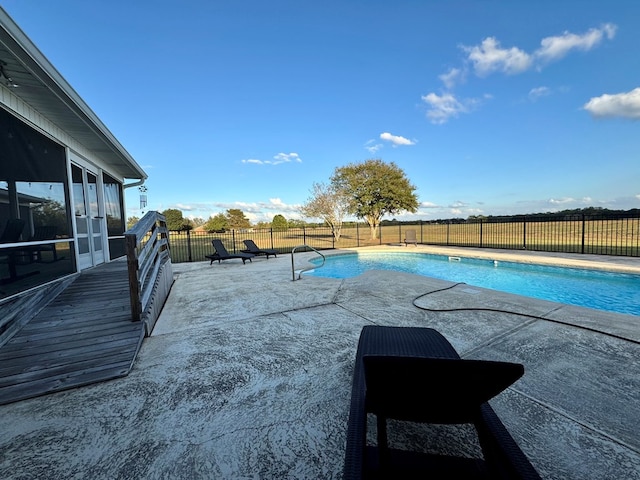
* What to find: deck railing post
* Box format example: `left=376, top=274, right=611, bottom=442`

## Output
left=125, top=233, right=142, bottom=322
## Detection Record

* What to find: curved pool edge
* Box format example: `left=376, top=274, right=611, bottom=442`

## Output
left=307, top=245, right=640, bottom=275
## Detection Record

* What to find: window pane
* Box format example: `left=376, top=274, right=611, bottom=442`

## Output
left=71, top=165, right=86, bottom=216
left=103, top=173, right=124, bottom=237
left=15, top=181, right=69, bottom=238
left=87, top=173, right=99, bottom=218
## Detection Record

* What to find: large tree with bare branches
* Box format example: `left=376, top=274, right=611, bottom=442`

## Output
left=300, top=182, right=350, bottom=240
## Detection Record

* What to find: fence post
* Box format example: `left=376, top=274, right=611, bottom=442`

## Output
left=398, top=223, right=402, bottom=244
left=420, top=220, right=423, bottom=244
left=447, top=221, right=450, bottom=245
left=479, top=219, right=483, bottom=248
left=523, top=218, right=527, bottom=250
left=581, top=214, right=586, bottom=254
left=303, top=226, right=307, bottom=246
left=186, top=228, right=192, bottom=262
left=356, top=223, right=360, bottom=247
left=270, top=228, right=274, bottom=249
left=232, top=229, right=236, bottom=253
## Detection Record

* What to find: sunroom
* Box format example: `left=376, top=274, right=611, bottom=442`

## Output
left=0, top=8, right=146, bottom=340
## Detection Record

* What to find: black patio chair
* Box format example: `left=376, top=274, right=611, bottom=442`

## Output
left=344, top=325, right=541, bottom=479
left=206, top=239, right=255, bottom=264
left=241, top=239, right=278, bottom=259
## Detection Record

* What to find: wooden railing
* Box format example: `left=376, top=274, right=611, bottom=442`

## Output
left=124, top=211, right=173, bottom=335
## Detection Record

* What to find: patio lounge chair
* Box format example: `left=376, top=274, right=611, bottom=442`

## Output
left=206, top=239, right=255, bottom=264
left=344, top=325, right=541, bottom=480
left=25, top=226, right=59, bottom=263
left=242, top=239, right=278, bottom=259
left=404, top=229, right=417, bottom=246
left=0, top=218, right=25, bottom=244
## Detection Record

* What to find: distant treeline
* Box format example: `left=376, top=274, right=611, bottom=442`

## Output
left=382, top=207, right=640, bottom=226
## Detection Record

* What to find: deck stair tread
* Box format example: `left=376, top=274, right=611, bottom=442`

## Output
left=0, top=261, right=145, bottom=405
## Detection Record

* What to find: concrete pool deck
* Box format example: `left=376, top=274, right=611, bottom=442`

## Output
left=1, top=245, right=639, bottom=479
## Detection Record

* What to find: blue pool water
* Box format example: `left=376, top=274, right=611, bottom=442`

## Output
left=305, top=252, right=640, bottom=316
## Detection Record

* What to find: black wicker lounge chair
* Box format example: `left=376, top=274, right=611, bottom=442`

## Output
left=206, top=239, right=255, bottom=264
left=344, top=325, right=541, bottom=480
left=242, top=239, right=278, bottom=259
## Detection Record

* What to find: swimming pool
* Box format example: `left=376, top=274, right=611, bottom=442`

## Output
left=304, top=252, right=640, bottom=316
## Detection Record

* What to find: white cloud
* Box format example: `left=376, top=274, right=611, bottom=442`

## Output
left=273, top=152, right=302, bottom=163
left=421, top=92, right=466, bottom=124
left=463, top=37, right=532, bottom=76
left=364, top=139, right=383, bottom=153
left=366, top=143, right=383, bottom=154
left=242, top=152, right=302, bottom=165
left=583, top=87, right=640, bottom=119
left=549, top=197, right=576, bottom=205
left=460, top=24, right=616, bottom=78
left=439, top=67, right=466, bottom=89
left=529, top=86, right=551, bottom=101
left=379, top=132, right=416, bottom=146
left=421, top=92, right=489, bottom=124
left=535, top=23, right=617, bottom=63
left=175, top=203, right=194, bottom=211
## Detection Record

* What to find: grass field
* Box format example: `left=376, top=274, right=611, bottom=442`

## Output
left=167, top=217, right=640, bottom=263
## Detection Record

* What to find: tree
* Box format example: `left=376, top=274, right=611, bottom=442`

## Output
left=126, top=216, right=140, bottom=230
left=162, top=208, right=185, bottom=231
left=271, top=214, right=288, bottom=230
left=204, top=213, right=228, bottom=232
left=331, top=159, right=418, bottom=240
left=300, top=182, right=349, bottom=240
left=226, top=209, right=251, bottom=229
left=189, top=217, right=206, bottom=227
left=32, top=199, right=68, bottom=236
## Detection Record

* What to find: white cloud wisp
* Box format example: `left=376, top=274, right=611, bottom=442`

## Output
left=242, top=152, right=302, bottom=165
left=379, top=132, right=416, bottom=146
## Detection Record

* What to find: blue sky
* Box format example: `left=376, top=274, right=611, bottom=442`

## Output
left=3, top=1, right=639, bottom=223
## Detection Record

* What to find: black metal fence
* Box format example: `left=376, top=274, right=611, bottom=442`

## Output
left=168, top=213, right=640, bottom=263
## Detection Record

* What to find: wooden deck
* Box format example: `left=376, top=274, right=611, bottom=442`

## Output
left=0, top=259, right=145, bottom=405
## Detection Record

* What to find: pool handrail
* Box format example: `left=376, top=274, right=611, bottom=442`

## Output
left=291, top=245, right=325, bottom=281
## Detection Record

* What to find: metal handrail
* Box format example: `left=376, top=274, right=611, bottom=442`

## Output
left=291, top=244, right=325, bottom=280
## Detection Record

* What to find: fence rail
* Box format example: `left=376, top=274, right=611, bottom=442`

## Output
left=168, top=213, right=640, bottom=263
